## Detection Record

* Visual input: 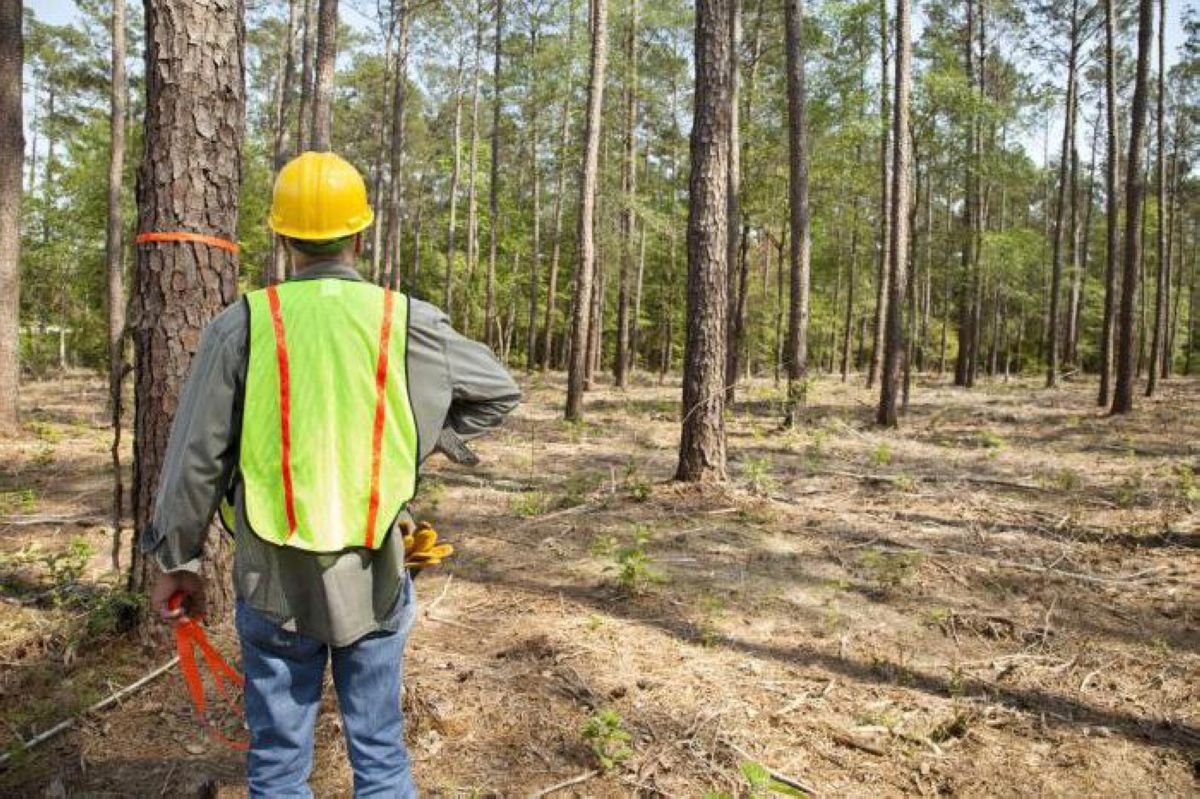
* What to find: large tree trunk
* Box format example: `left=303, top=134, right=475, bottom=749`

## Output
left=107, top=0, right=128, bottom=571
left=782, top=0, right=811, bottom=428
left=868, top=0, right=890, bottom=389
left=310, top=0, right=337, bottom=150
left=1098, top=0, right=1121, bottom=406
left=565, top=0, right=608, bottom=421
left=383, top=1, right=410, bottom=289
left=129, top=0, right=244, bottom=608
left=525, top=23, right=542, bottom=372
left=0, top=0, right=23, bottom=432
left=1146, top=0, right=1167, bottom=396
left=955, top=0, right=977, bottom=388
left=1112, top=0, right=1154, bottom=415
left=444, top=53, right=465, bottom=318
left=297, top=0, right=316, bottom=152
left=877, top=0, right=910, bottom=427
left=269, top=0, right=300, bottom=286
left=676, top=0, right=731, bottom=481
left=485, top=0, right=505, bottom=348
left=369, top=17, right=394, bottom=284
left=1047, top=0, right=1079, bottom=388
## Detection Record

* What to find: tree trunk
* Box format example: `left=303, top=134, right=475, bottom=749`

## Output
left=485, top=0, right=505, bottom=348
left=1146, top=0, right=1167, bottom=396
left=722, top=0, right=742, bottom=400
left=868, top=0, right=890, bottom=389
left=565, top=0, right=608, bottom=421
left=369, top=18, right=394, bottom=284
left=631, top=219, right=647, bottom=371
left=526, top=23, right=542, bottom=372
left=297, top=0, right=316, bottom=152
left=107, top=0, right=128, bottom=570
left=877, top=0, right=910, bottom=427
left=269, top=0, right=300, bottom=286
left=0, top=0, right=23, bottom=432
left=130, top=0, right=244, bottom=608
left=955, top=0, right=977, bottom=388
left=310, top=0, right=337, bottom=151
left=384, top=1, right=410, bottom=289
left=541, top=44, right=573, bottom=370
left=1099, top=0, right=1121, bottom=406
left=1071, top=117, right=1099, bottom=366
left=614, top=0, right=639, bottom=389
left=465, top=0, right=484, bottom=335
left=676, top=0, right=731, bottom=481
left=444, top=53, right=465, bottom=318
left=1112, top=0, right=1153, bottom=414
left=1165, top=125, right=1183, bottom=375
left=782, top=0, right=811, bottom=427
left=841, top=199, right=859, bottom=381
left=1047, top=0, right=1079, bottom=388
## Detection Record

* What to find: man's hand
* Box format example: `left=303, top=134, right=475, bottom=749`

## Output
left=151, top=570, right=206, bottom=624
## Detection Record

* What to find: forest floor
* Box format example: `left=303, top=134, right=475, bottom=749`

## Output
left=0, top=370, right=1197, bottom=797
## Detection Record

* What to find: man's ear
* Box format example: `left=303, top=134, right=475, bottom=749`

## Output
left=354, top=234, right=364, bottom=256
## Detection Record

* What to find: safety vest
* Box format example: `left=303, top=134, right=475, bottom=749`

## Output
left=239, top=279, right=419, bottom=552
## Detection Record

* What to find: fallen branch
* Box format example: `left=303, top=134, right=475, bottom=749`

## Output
left=431, top=472, right=536, bottom=493
left=0, top=656, right=179, bottom=767
left=527, top=769, right=600, bottom=798
left=723, top=738, right=820, bottom=797
left=0, top=515, right=104, bottom=528
left=424, top=574, right=454, bottom=616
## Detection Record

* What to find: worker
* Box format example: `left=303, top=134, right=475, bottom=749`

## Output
left=139, top=151, right=520, bottom=798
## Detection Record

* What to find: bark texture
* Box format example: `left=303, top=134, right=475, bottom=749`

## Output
left=130, top=0, right=244, bottom=601
left=782, top=0, right=811, bottom=428
left=565, top=0, right=607, bottom=421
left=1112, top=0, right=1154, bottom=415
left=1098, top=0, right=1120, bottom=406
left=310, top=0, right=337, bottom=151
left=0, top=0, right=22, bottom=432
left=108, top=0, right=128, bottom=569
left=1146, top=0, right=1166, bottom=395
left=676, top=0, right=732, bottom=481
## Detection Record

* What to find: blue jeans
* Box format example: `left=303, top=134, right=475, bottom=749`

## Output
left=236, top=578, right=418, bottom=798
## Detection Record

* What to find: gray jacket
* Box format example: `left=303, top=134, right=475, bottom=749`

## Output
left=138, top=260, right=520, bottom=646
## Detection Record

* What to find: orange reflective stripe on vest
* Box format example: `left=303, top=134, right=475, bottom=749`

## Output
left=264, top=285, right=299, bottom=540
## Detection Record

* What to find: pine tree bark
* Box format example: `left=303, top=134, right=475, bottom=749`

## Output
left=676, top=0, right=731, bottom=481
left=369, top=17, right=394, bottom=284
left=1099, top=0, right=1121, bottom=406
left=1146, top=0, right=1167, bottom=396
left=541, top=59, right=572, bottom=370
left=0, top=0, right=24, bottom=432
left=525, top=23, right=542, bottom=372
left=310, top=0, right=337, bottom=150
left=1047, top=0, right=1079, bottom=388
left=444, top=52, right=465, bottom=319
left=868, top=0, right=890, bottom=389
left=269, top=0, right=300, bottom=286
left=297, top=0, right=316, bottom=152
left=614, top=0, right=639, bottom=389
left=465, top=0, right=484, bottom=334
left=384, top=1, right=410, bottom=289
left=129, top=0, right=244, bottom=606
left=1112, top=0, right=1154, bottom=414
left=782, top=0, right=811, bottom=428
left=877, top=0, right=910, bottom=427
left=107, top=0, right=128, bottom=570
left=722, top=0, right=742, bottom=400
left=565, top=0, right=608, bottom=421
left=485, top=0, right=505, bottom=348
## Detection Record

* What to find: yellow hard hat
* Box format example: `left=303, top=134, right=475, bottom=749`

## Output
left=268, top=151, right=375, bottom=240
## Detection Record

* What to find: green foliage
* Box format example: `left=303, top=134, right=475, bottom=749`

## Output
left=741, top=455, right=778, bottom=495
left=612, top=526, right=664, bottom=594
left=739, top=761, right=808, bottom=798
left=870, top=442, right=893, bottom=467
left=0, top=488, right=37, bottom=514
left=582, top=709, right=633, bottom=771
left=857, top=547, right=923, bottom=590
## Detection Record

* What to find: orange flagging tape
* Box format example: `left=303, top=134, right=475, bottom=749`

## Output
left=168, top=592, right=249, bottom=751
left=136, top=231, right=240, bottom=254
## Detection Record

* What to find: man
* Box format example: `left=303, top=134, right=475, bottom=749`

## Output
left=140, top=152, right=519, bottom=797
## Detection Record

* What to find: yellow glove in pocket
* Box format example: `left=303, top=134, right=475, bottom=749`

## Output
left=403, top=522, right=454, bottom=570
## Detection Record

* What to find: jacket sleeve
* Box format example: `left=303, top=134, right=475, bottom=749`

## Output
left=439, top=317, right=521, bottom=439
left=137, top=305, right=246, bottom=574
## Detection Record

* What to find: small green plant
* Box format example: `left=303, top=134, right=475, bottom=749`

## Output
left=740, top=761, right=808, bottom=798
left=589, top=534, right=618, bottom=557
left=613, top=526, right=663, bottom=594
left=509, top=491, right=548, bottom=517
left=28, top=421, right=64, bottom=444
left=1115, top=472, right=1145, bottom=508
left=1175, top=463, right=1200, bottom=504
left=0, top=488, right=37, bottom=514
left=870, top=442, right=893, bottom=467
left=978, top=429, right=1005, bottom=458
left=697, top=594, right=725, bottom=646
left=741, top=455, right=778, bottom=495
left=857, top=548, right=922, bottom=589
left=1055, top=468, right=1082, bottom=492
left=805, top=428, right=828, bottom=464
left=582, top=709, right=632, bottom=771
left=624, top=462, right=652, bottom=502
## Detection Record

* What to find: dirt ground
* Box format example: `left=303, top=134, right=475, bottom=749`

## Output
left=0, top=370, right=1197, bottom=797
